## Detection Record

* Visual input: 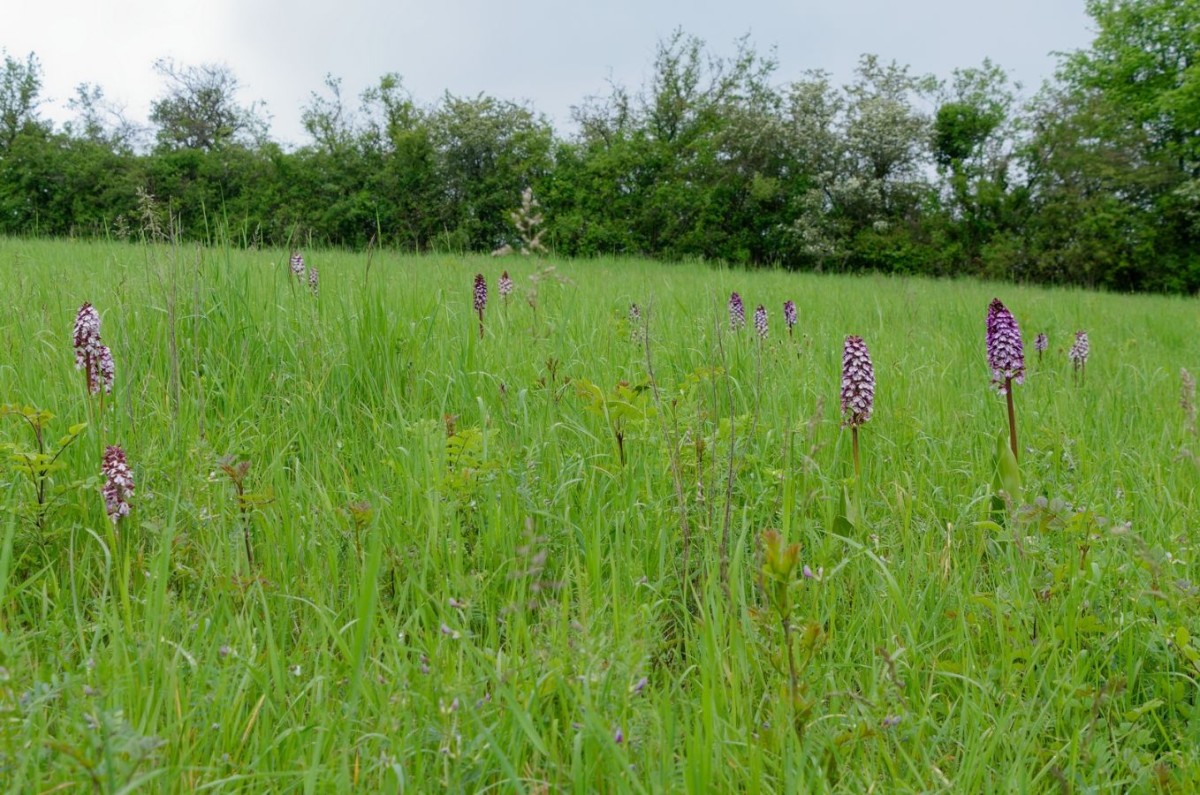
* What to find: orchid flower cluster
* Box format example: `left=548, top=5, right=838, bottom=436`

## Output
left=101, top=445, right=135, bottom=524
left=73, top=302, right=114, bottom=396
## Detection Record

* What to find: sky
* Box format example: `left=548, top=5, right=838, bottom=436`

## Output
left=7, top=0, right=1095, bottom=149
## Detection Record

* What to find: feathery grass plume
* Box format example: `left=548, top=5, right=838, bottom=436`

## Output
left=986, top=298, right=1024, bottom=461
left=729, top=292, right=745, bottom=329
left=1182, top=368, right=1197, bottom=435
left=841, top=335, right=874, bottom=479
left=473, top=273, right=488, bottom=338
left=499, top=270, right=514, bottom=304
left=783, top=300, right=797, bottom=337
left=754, top=304, right=768, bottom=339
left=1068, top=330, right=1089, bottom=383
left=510, top=188, right=547, bottom=254
left=101, top=445, right=134, bottom=524
left=289, top=251, right=306, bottom=280
left=308, top=265, right=319, bottom=296
left=1035, top=333, right=1048, bottom=362
left=73, top=302, right=103, bottom=393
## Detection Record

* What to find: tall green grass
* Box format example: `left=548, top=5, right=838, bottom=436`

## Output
left=1, top=237, right=1199, bottom=792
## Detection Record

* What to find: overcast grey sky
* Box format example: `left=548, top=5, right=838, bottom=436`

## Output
left=8, top=0, right=1094, bottom=148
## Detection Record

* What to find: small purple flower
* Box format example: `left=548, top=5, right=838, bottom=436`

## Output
left=1068, top=330, right=1089, bottom=370
left=308, top=265, right=319, bottom=295
left=473, top=274, right=488, bottom=338
left=499, top=270, right=514, bottom=299
left=628, top=303, right=641, bottom=323
left=73, top=302, right=102, bottom=368
left=614, top=726, right=624, bottom=744
left=882, top=714, right=903, bottom=729
left=74, top=303, right=104, bottom=392
left=841, top=335, right=875, bottom=428
left=289, top=252, right=305, bottom=279
left=783, top=300, right=797, bottom=335
left=101, top=445, right=134, bottom=524
left=754, top=305, right=768, bottom=338
left=632, top=677, right=648, bottom=695
left=729, top=292, right=745, bottom=329
left=1034, top=333, right=1048, bottom=354
left=986, top=298, right=1024, bottom=394
left=473, top=274, right=488, bottom=314
left=96, top=344, right=114, bottom=395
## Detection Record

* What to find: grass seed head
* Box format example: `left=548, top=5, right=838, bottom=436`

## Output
left=986, top=298, right=1024, bottom=393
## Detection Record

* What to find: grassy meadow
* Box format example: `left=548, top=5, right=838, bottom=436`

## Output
left=3, top=237, right=1200, bottom=792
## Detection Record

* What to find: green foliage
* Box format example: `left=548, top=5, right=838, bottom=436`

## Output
left=0, top=403, right=88, bottom=532
left=4, top=239, right=1200, bottom=789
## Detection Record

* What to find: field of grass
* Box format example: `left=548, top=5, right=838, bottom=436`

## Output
left=2, top=237, right=1200, bottom=792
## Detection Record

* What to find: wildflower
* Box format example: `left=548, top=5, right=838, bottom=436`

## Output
left=614, top=726, right=624, bottom=744
left=308, top=265, right=319, bottom=296
left=783, top=300, right=797, bottom=336
left=986, top=298, right=1024, bottom=461
left=754, top=304, right=768, bottom=339
left=1034, top=332, right=1048, bottom=361
left=73, top=303, right=103, bottom=392
left=289, top=252, right=305, bottom=280
left=841, top=336, right=875, bottom=429
left=499, top=270, right=514, bottom=301
left=1068, top=330, right=1089, bottom=381
left=473, top=273, right=488, bottom=338
left=96, top=344, right=115, bottom=395
left=628, top=303, right=641, bottom=323
left=100, top=445, right=134, bottom=524
left=841, top=335, right=874, bottom=479
left=729, top=292, right=745, bottom=329
left=986, top=299, right=1024, bottom=394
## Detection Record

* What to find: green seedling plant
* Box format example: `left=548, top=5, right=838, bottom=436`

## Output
left=754, top=528, right=825, bottom=734
left=1, top=403, right=88, bottom=533
left=218, top=456, right=272, bottom=570
left=573, top=377, right=654, bottom=466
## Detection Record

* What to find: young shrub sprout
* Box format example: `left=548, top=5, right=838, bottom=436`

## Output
left=841, top=335, right=875, bottom=479
left=783, top=300, right=797, bottom=337
left=729, top=292, right=745, bottom=330
left=1068, top=330, right=1089, bottom=383
left=473, top=273, right=488, bottom=338
left=986, top=298, right=1024, bottom=461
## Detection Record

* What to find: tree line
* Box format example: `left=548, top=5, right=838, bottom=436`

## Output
left=1, top=0, right=1196, bottom=293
